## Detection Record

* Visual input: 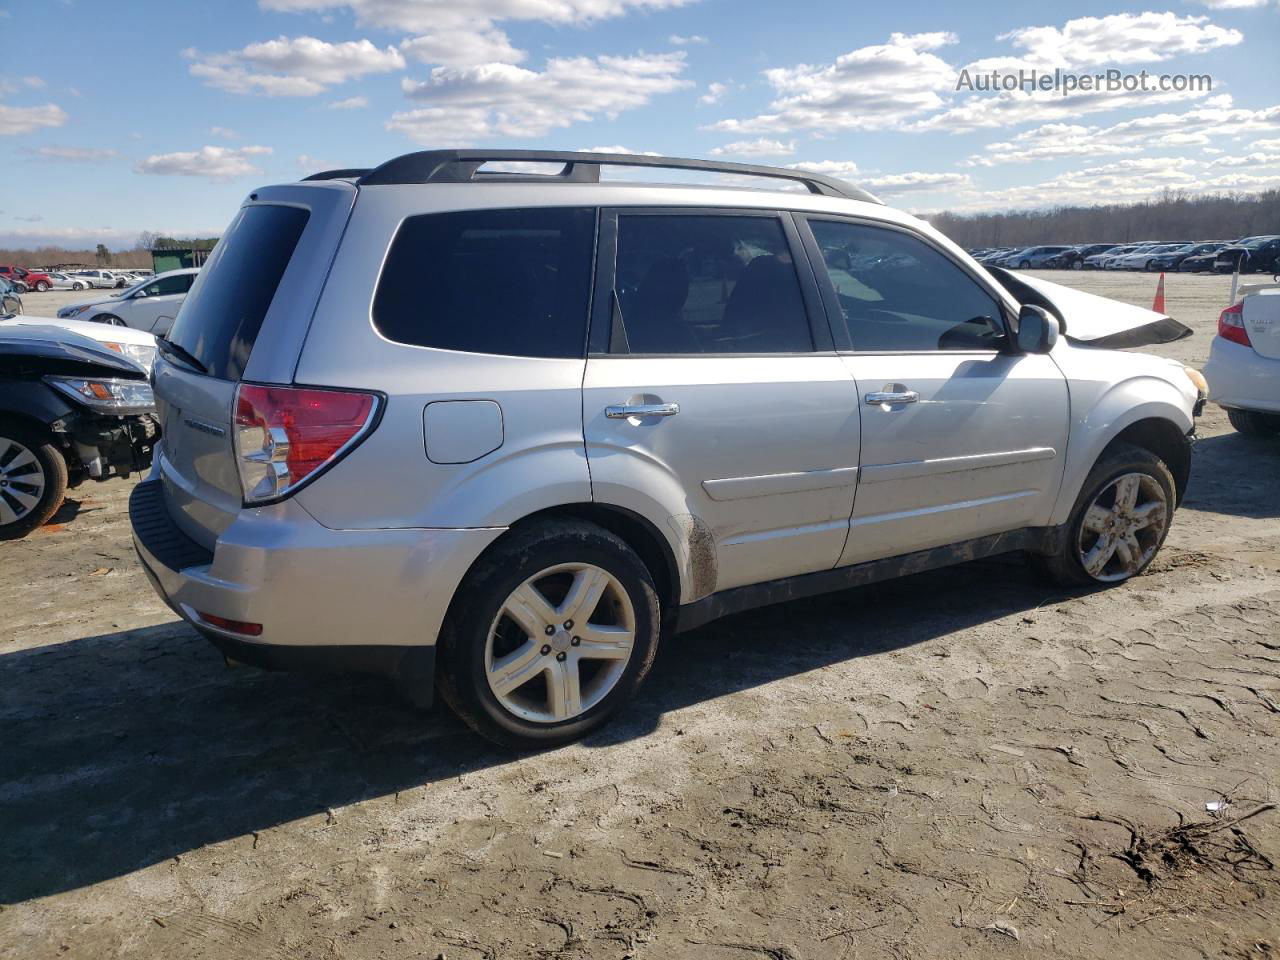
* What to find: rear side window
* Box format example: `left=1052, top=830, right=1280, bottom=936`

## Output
left=167, top=204, right=309, bottom=380
left=374, top=207, right=595, bottom=358
left=611, top=214, right=812, bottom=355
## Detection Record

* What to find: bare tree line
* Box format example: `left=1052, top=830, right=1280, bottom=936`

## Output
left=927, top=188, right=1280, bottom=248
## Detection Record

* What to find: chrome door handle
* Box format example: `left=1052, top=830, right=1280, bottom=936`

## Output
left=865, top=390, right=919, bottom=405
left=606, top=402, right=680, bottom=420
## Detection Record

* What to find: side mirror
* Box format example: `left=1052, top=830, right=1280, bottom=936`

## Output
left=1016, top=304, right=1059, bottom=354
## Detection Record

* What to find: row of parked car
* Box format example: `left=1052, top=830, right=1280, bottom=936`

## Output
left=0, top=264, right=154, bottom=293
left=968, top=236, right=1280, bottom=274
left=0, top=268, right=199, bottom=337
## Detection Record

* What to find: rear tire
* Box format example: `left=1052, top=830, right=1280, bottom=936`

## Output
left=1036, top=442, right=1175, bottom=587
left=1227, top=408, right=1280, bottom=437
left=0, top=422, right=68, bottom=540
left=435, top=518, right=661, bottom=749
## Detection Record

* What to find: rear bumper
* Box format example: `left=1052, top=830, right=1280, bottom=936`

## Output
left=1203, top=337, right=1280, bottom=414
left=129, top=479, right=504, bottom=691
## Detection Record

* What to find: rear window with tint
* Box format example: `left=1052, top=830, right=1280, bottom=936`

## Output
left=373, top=207, right=595, bottom=358
left=167, top=204, right=310, bottom=380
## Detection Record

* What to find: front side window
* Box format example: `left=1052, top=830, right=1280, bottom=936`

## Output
left=611, top=214, right=812, bottom=355
left=145, top=275, right=191, bottom=297
left=374, top=207, right=595, bottom=358
left=808, top=219, right=1006, bottom=352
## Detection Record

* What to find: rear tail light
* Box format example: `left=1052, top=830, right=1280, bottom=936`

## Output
left=233, top=383, right=379, bottom=504
left=1217, top=302, right=1251, bottom=347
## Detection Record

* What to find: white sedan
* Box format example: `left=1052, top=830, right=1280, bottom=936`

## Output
left=56, top=268, right=198, bottom=337
left=1203, top=281, right=1280, bottom=436
left=0, top=312, right=157, bottom=372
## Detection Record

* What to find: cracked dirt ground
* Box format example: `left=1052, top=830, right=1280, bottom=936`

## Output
left=2, top=271, right=1278, bottom=959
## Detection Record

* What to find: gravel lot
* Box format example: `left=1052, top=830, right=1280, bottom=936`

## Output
left=3, top=271, right=1278, bottom=960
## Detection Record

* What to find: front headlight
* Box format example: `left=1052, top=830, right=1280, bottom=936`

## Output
left=58, top=304, right=92, bottom=319
left=1183, top=366, right=1208, bottom=399
left=101, top=341, right=157, bottom=373
left=45, top=376, right=154, bottom=414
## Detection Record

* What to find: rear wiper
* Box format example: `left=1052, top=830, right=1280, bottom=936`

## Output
left=155, top=336, right=208, bottom=374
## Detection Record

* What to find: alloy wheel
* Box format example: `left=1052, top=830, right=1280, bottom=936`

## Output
left=485, top=562, right=636, bottom=724
left=0, top=436, right=47, bottom=527
left=1077, top=472, right=1168, bottom=582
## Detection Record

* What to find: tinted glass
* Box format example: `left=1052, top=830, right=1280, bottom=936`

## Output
left=612, top=214, right=811, bottom=354
left=809, top=219, right=1005, bottom=352
left=167, top=204, right=309, bottom=380
left=374, top=207, right=595, bottom=358
left=145, top=275, right=190, bottom=297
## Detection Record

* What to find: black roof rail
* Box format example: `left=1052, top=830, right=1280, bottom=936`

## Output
left=301, top=168, right=373, bottom=181
left=355, top=149, right=881, bottom=203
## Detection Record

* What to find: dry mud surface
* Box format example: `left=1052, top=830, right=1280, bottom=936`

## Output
left=2, top=271, right=1278, bottom=959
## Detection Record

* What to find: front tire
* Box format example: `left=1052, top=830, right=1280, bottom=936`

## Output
left=91, top=313, right=125, bottom=326
left=1037, top=442, right=1175, bottom=587
left=436, top=519, right=661, bottom=749
left=35, top=281, right=50, bottom=292
left=0, top=423, right=68, bottom=540
left=1019, top=259, right=1031, bottom=269
left=1227, top=408, right=1280, bottom=437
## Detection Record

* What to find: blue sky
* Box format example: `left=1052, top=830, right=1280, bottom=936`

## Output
left=1, top=0, right=1278, bottom=249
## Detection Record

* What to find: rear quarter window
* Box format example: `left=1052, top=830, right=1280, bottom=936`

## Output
left=373, top=207, right=596, bottom=358
left=167, top=203, right=310, bottom=380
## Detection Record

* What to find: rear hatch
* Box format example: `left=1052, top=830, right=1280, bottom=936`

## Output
left=1244, top=288, right=1280, bottom=360
left=152, top=181, right=355, bottom=548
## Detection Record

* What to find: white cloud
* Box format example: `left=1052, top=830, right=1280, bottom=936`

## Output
left=327, top=95, right=368, bottom=109
left=188, top=36, right=404, bottom=96
left=1193, top=0, right=1270, bottom=8
left=962, top=122, right=1141, bottom=167
left=392, top=52, right=688, bottom=142
left=960, top=100, right=1280, bottom=167
left=580, top=145, right=661, bottom=155
left=259, top=0, right=694, bottom=33
left=401, top=28, right=524, bottom=67
left=0, top=75, right=44, bottom=95
left=135, top=145, right=274, bottom=181
left=24, top=145, right=118, bottom=162
left=785, top=160, right=969, bottom=198
left=699, top=81, right=728, bottom=105
left=260, top=0, right=694, bottom=68
left=669, top=34, right=707, bottom=45
left=710, top=32, right=958, bottom=134
left=709, top=138, right=795, bottom=157
left=210, top=125, right=241, bottom=138
left=0, top=103, right=67, bottom=135
left=1208, top=151, right=1280, bottom=168
left=974, top=12, right=1241, bottom=71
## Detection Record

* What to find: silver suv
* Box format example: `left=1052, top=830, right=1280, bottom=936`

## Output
left=130, top=150, right=1205, bottom=748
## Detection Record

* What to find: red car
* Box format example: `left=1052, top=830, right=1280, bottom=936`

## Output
left=0, top=265, right=54, bottom=292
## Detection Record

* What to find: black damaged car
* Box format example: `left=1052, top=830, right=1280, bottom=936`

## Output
left=0, top=324, right=158, bottom=538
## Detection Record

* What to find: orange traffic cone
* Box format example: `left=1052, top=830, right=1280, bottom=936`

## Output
left=1152, top=272, right=1166, bottom=314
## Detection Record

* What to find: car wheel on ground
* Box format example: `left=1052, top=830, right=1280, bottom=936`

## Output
left=1071, top=260, right=1083, bottom=270
left=1019, top=259, right=1031, bottom=268
left=1226, top=408, right=1280, bottom=437
left=34, top=281, right=50, bottom=292
left=1146, top=261, right=1157, bottom=271
left=91, top=313, right=125, bottom=326
left=435, top=518, right=661, bottom=749
left=0, top=421, right=68, bottom=540
left=1037, top=442, right=1174, bottom=587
